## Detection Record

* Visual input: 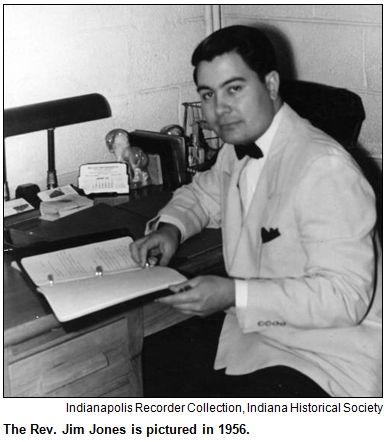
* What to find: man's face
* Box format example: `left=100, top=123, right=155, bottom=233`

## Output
left=196, top=52, right=279, bottom=145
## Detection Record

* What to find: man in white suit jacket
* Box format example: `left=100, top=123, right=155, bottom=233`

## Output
left=131, top=26, right=382, bottom=397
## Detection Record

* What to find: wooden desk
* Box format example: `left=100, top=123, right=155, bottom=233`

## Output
left=4, top=256, right=143, bottom=397
left=4, top=189, right=225, bottom=397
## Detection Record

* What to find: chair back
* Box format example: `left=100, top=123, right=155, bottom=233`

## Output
left=280, top=80, right=365, bottom=149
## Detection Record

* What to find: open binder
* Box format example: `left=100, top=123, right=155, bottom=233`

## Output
left=17, top=236, right=186, bottom=322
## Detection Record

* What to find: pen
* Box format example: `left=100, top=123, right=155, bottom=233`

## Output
left=177, top=284, right=192, bottom=293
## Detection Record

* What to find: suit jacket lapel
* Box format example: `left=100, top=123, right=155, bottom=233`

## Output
left=228, top=156, right=271, bottom=278
left=226, top=104, right=298, bottom=277
left=222, top=156, right=249, bottom=271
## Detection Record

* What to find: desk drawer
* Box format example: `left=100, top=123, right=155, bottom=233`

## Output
left=9, top=318, right=135, bottom=397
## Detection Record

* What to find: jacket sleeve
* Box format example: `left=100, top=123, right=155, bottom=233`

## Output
left=148, top=150, right=226, bottom=241
left=238, top=153, right=378, bottom=332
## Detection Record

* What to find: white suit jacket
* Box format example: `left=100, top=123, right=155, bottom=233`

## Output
left=155, top=104, right=382, bottom=397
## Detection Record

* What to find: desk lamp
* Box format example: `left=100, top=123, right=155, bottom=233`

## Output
left=4, top=93, right=111, bottom=200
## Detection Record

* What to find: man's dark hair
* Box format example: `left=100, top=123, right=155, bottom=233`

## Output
left=192, top=25, right=278, bottom=84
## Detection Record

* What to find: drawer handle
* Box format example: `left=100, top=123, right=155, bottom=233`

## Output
left=40, top=352, right=108, bottom=394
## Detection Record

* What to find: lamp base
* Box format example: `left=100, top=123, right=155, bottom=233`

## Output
left=47, top=170, right=58, bottom=189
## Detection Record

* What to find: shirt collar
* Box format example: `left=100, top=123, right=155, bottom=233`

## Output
left=254, top=103, right=285, bottom=157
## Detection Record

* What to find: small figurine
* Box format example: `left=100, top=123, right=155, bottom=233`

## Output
left=105, top=129, right=150, bottom=189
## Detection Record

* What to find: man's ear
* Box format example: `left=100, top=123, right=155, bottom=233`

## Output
left=265, top=71, right=280, bottom=101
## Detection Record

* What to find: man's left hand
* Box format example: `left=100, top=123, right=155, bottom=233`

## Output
left=158, top=275, right=235, bottom=316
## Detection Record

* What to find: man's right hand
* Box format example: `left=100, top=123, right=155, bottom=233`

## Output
left=129, top=223, right=181, bottom=267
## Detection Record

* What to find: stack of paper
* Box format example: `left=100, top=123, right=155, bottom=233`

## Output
left=40, top=194, right=93, bottom=221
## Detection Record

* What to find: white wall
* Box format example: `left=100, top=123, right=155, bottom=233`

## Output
left=222, top=5, right=382, bottom=165
left=5, top=5, right=382, bottom=198
left=4, top=5, right=205, bottom=197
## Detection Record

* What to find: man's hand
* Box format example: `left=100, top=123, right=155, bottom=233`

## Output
left=130, top=223, right=180, bottom=267
left=158, top=275, right=235, bottom=316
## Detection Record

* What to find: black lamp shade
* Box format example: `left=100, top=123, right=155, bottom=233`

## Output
left=4, top=93, right=111, bottom=137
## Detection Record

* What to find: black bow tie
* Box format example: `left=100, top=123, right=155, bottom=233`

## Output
left=234, top=143, right=263, bottom=160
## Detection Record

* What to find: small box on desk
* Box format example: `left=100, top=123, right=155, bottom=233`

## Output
left=129, top=130, right=187, bottom=190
